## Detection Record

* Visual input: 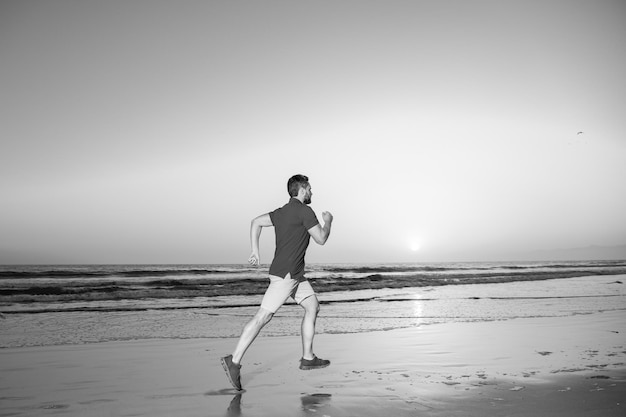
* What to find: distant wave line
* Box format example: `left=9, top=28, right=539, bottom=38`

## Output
left=0, top=268, right=250, bottom=280
left=2, top=260, right=625, bottom=280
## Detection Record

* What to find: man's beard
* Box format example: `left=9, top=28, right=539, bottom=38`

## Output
left=304, top=195, right=312, bottom=205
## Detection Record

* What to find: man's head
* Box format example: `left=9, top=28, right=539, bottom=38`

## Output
left=288, top=174, right=312, bottom=204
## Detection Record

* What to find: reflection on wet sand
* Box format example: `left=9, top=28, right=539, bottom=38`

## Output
left=220, top=391, right=332, bottom=416
left=301, top=393, right=332, bottom=414
left=225, top=393, right=242, bottom=416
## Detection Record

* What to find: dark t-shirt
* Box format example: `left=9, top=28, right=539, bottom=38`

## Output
left=268, top=198, right=319, bottom=280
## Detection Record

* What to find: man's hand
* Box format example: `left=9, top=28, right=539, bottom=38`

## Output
left=248, top=252, right=260, bottom=266
left=322, top=211, right=333, bottom=223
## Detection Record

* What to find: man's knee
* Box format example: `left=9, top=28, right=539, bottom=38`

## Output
left=301, top=296, right=320, bottom=315
left=254, top=307, right=274, bottom=325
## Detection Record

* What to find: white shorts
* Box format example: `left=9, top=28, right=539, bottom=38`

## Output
left=260, top=274, right=315, bottom=313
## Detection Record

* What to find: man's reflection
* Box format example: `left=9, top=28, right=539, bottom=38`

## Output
left=300, top=393, right=332, bottom=414
left=225, top=392, right=242, bottom=416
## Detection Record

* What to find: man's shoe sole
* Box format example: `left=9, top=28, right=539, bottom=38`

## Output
left=299, top=362, right=330, bottom=370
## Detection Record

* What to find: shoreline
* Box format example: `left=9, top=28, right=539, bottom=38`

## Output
left=2, top=309, right=624, bottom=416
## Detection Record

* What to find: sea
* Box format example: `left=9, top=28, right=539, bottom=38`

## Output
left=1, top=261, right=625, bottom=348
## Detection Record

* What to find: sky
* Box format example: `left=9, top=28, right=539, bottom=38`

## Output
left=1, top=0, right=625, bottom=265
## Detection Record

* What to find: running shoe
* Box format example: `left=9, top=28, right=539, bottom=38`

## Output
left=299, top=355, right=330, bottom=370
left=220, top=355, right=242, bottom=390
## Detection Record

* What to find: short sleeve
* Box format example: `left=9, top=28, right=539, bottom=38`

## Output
left=301, top=206, right=319, bottom=230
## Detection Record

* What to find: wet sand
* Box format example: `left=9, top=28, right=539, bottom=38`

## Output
left=1, top=309, right=624, bottom=416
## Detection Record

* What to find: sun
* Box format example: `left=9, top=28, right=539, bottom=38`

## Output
left=408, top=239, right=421, bottom=252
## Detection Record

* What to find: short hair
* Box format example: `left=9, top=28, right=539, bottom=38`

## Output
left=287, top=174, right=309, bottom=197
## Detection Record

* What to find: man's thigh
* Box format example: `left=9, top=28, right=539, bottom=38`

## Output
left=260, top=274, right=299, bottom=313
left=293, top=280, right=316, bottom=306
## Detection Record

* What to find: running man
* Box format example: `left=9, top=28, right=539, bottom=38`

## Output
left=221, top=174, right=334, bottom=390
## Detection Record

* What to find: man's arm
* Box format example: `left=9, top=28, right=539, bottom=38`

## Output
left=308, top=211, right=333, bottom=245
left=248, top=213, right=273, bottom=266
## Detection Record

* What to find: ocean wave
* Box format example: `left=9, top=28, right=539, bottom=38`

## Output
left=2, top=260, right=625, bottom=280
left=1, top=261, right=625, bottom=314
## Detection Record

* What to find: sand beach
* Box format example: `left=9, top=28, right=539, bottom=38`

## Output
left=2, top=308, right=624, bottom=416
